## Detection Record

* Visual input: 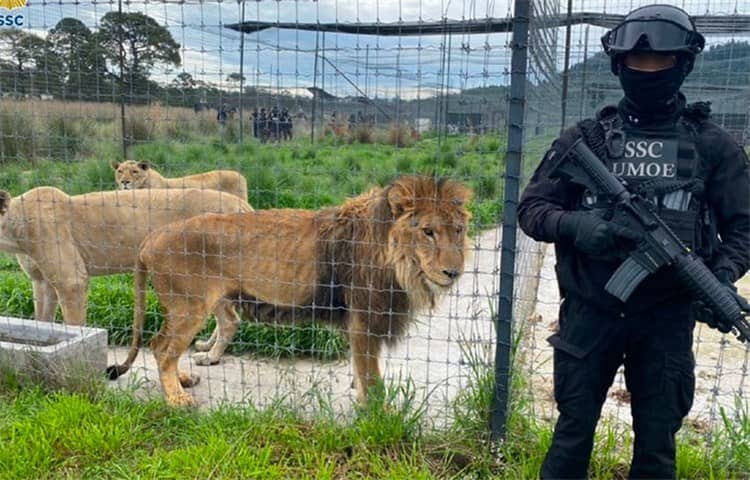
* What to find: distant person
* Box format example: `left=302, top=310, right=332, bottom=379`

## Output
left=280, top=108, right=292, bottom=141
left=259, top=108, right=268, bottom=142
left=251, top=108, right=259, bottom=138
left=216, top=105, right=228, bottom=126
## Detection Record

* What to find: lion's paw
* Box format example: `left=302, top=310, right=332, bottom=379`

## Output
left=192, top=352, right=220, bottom=366
left=166, top=390, right=196, bottom=408
left=194, top=339, right=213, bottom=352
left=178, top=371, right=201, bottom=388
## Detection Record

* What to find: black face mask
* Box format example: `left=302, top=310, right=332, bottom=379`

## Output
left=618, top=62, right=686, bottom=111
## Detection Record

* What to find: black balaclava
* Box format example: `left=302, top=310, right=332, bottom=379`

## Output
left=617, top=56, right=687, bottom=113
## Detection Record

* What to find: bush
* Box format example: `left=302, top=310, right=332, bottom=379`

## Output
left=385, top=123, right=416, bottom=148
left=348, top=124, right=375, bottom=144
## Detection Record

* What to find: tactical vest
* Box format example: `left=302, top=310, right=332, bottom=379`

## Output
left=577, top=103, right=715, bottom=255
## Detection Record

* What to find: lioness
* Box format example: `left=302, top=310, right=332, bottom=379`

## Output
left=113, top=160, right=248, bottom=200
left=0, top=186, right=253, bottom=325
left=109, top=175, right=473, bottom=407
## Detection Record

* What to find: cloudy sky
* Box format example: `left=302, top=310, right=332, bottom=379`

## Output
left=18, top=0, right=750, bottom=99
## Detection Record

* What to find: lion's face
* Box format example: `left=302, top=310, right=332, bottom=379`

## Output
left=386, top=177, right=472, bottom=297
left=404, top=211, right=469, bottom=291
left=113, top=160, right=150, bottom=190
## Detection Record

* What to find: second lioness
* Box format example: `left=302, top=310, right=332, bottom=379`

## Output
left=113, top=160, right=248, bottom=200
left=0, top=187, right=253, bottom=325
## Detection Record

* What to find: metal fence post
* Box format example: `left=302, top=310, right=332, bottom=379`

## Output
left=491, top=0, right=530, bottom=441
left=238, top=0, right=245, bottom=145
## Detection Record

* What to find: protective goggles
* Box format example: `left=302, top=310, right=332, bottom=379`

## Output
left=601, top=20, right=705, bottom=55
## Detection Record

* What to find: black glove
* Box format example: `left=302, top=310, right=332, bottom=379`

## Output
left=692, top=300, right=733, bottom=334
left=692, top=269, right=741, bottom=334
left=713, top=268, right=735, bottom=285
left=558, top=210, right=642, bottom=257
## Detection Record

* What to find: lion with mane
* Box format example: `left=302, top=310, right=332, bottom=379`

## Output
left=0, top=186, right=252, bottom=325
left=113, top=160, right=249, bottom=200
left=108, top=175, right=473, bottom=407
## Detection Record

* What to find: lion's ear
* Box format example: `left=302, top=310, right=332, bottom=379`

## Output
left=111, top=161, right=120, bottom=170
left=137, top=161, right=150, bottom=171
left=450, top=183, right=473, bottom=207
left=0, top=191, right=11, bottom=215
left=386, top=181, right=414, bottom=217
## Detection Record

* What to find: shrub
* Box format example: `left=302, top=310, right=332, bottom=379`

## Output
left=348, top=124, right=375, bottom=144
left=385, top=123, right=416, bottom=148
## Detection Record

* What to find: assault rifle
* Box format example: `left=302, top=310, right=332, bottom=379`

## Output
left=551, top=138, right=750, bottom=343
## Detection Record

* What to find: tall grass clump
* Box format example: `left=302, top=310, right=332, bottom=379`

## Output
left=385, top=122, right=417, bottom=148
left=707, top=399, right=750, bottom=474
left=195, top=110, right=220, bottom=137
left=121, top=114, right=154, bottom=146
left=319, top=124, right=349, bottom=145
left=220, top=120, right=240, bottom=144
left=349, top=124, right=376, bottom=144
left=445, top=301, right=553, bottom=477
left=0, top=105, right=36, bottom=163
left=45, top=115, right=89, bottom=161
left=0, top=353, right=107, bottom=402
left=0, top=272, right=34, bottom=317
left=161, top=119, right=194, bottom=142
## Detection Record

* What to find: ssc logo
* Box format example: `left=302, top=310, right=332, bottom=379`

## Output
left=0, top=0, right=25, bottom=10
left=0, top=0, right=24, bottom=26
left=624, top=140, right=664, bottom=159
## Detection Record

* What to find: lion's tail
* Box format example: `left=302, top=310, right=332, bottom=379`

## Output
left=106, top=256, right=148, bottom=380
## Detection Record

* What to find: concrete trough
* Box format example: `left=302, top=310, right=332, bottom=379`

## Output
left=0, top=316, right=108, bottom=379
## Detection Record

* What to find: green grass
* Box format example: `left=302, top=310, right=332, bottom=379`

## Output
left=0, top=134, right=518, bottom=224
left=0, top=363, right=477, bottom=480
left=1, top=336, right=749, bottom=479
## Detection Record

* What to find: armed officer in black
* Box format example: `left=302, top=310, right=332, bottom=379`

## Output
left=518, top=5, right=750, bottom=478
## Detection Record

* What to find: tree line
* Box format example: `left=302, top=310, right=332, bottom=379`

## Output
left=0, top=13, right=207, bottom=105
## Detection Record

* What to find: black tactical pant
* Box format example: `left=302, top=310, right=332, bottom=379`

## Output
left=540, top=296, right=696, bottom=479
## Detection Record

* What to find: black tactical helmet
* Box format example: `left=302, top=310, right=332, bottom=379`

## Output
left=601, top=4, right=705, bottom=74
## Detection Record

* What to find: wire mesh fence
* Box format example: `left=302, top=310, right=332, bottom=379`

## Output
left=0, top=0, right=747, bottom=443
left=0, top=0, right=517, bottom=429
